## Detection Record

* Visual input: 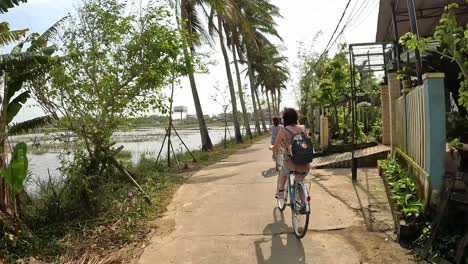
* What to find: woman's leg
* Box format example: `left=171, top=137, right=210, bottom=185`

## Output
left=276, top=167, right=289, bottom=195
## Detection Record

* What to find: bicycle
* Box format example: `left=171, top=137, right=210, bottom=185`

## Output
left=277, top=170, right=311, bottom=239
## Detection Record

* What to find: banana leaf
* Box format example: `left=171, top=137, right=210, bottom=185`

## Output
left=1, top=142, right=28, bottom=194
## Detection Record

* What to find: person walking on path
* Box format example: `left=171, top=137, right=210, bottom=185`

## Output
left=269, top=117, right=281, bottom=145
left=269, top=117, right=282, bottom=163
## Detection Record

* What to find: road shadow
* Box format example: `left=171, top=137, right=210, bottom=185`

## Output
left=206, top=160, right=254, bottom=170
left=187, top=173, right=237, bottom=184
left=254, top=208, right=306, bottom=264
left=351, top=169, right=393, bottom=234
left=262, top=168, right=278, bottom=178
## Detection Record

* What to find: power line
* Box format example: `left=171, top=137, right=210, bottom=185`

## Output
left=324, top=0, right=377, bottom=56
left=313, top=0, right=353, bottom=68
left=348, top=0, right=379, bottom=30
left=345, top=0, right=370, bottom=28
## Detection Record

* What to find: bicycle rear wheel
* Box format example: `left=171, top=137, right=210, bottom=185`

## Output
left=291, top=181, right=310, bottom=239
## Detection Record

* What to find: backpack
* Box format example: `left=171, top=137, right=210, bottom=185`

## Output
left=284, top=127, right=314, bottom=165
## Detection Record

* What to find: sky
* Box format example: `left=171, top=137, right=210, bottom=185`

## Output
left=3, top=0, right=380, bottom=122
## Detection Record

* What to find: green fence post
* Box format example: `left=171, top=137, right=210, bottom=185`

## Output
left=423, top=73, right=446, bottom=193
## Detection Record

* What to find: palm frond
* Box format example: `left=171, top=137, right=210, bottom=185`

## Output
left=28, top=16, right=67, bottom=52
left=0, top=0, right=27, bottom=14
left=0, top=51, right=50, bottom=65
left=207, top=7, right=217, bottom=37
left=181, top=0, right=209, bottom=47
left=0, top=27, right=28, bottom=47
left=6, top=90, right=30, bottom=125
left=8, top=115, right=52, bottom=135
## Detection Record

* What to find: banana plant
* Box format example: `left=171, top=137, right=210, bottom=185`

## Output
left=0, top=17, right=64, bottom=213
left=1, top=142, right=27, bottom=195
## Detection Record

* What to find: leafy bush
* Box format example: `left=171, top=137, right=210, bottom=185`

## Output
left=381, top=159, right=425, bottom=222
left=371, top=118, right=383, bottom=142
left=446, top=112, right=468, bottom=142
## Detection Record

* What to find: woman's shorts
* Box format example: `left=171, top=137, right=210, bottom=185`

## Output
left=280, top=166, right=308, bottom=178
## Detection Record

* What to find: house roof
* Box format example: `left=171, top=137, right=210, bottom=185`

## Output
left=376, top=0, right=468, bottom=42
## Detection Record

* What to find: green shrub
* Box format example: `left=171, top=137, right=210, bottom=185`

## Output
left=371, top=118, right=383, bottom=142
left=381, top=159, right=425, bottom=222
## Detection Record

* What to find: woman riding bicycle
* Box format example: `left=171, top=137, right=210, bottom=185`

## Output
left=270, top=108, right=310, bottom=199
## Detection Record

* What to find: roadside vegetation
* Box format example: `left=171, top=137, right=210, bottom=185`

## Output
left=380, top=159, right=424, bottom=222
left=297, top=43, right=382, bottom=146
left=4, top=135, right=265, bottom=262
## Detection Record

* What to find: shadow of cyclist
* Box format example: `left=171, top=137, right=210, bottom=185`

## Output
left=254, top=208, right=306, bottom=264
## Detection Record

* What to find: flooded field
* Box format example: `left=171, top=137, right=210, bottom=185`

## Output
left=12, top=126, right=244, bottom=189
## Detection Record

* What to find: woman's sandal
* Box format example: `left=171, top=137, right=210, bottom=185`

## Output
left=275, top=189, right=285, bottom=199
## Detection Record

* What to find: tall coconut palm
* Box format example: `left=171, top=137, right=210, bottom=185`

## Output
left=225, top=25, right=252, bottom=138
left=215, top=13, right=243, bottom=143
left=178, top=0, right=215, bottom=150
left=252, top=42, right=289, bottom=122
left=239, top=0, right=282, bottom=132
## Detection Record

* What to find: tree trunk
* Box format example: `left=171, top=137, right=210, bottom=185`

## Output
left=254, top=86, right=268, bottom=132
left=246, top=54, right=261, bottom=134
left=179, top=0, right=213, bottom=151
left=271, top=91, right=277, bottom=117
left=265, top=90, right=272, bottom=124
left=0, top=73, right=9, bottom=211
left=232, top=44, right=252, bottom=138
left=277, top=90, right=282, bottom=115
left=218, top=16, right=242, bottom=143
left=186, top=48, right=213, bottom=150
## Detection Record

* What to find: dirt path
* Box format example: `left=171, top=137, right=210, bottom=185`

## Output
left=138, top=139, right=417, bottom=264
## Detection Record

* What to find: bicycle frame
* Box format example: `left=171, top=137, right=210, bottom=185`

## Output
left=286, top=172, right=310, bottom=215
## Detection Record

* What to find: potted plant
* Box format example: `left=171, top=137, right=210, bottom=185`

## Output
left=397, top=65, right=416, bottom=93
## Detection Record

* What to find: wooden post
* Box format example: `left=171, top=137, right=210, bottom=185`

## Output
left=388, top=72, right=401, bottom=147
left=320, top=115, right=329, bottom=150
left=423, top=73, right=446, bottom=193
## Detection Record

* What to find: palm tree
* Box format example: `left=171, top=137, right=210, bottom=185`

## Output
left=216, top=13, right=243, bottom=143
left=225, top=25, right=252, bottom=138
left=178, top=0, right=215, bottom=150
left=239, top=0, right=282, bottom=132
left=251, top=42, right=289, bottom=122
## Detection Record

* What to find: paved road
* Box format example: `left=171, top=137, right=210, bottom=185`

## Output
left=138, top=139, right=416, bottom=264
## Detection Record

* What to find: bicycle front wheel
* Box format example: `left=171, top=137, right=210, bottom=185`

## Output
left=291, top=181, right=310, bottom=239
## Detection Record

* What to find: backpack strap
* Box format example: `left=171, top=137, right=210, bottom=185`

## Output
left=283, top=127, right=296, bottom=136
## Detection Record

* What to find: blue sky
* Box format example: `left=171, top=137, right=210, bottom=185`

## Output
left=3, top=0, right=379, bottom=121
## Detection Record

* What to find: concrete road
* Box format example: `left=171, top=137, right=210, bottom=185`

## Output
left=138, top=139, right=416, bottom=264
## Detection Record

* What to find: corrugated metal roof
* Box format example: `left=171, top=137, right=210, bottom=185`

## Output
left=376, top=0, right=468, bottom=42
